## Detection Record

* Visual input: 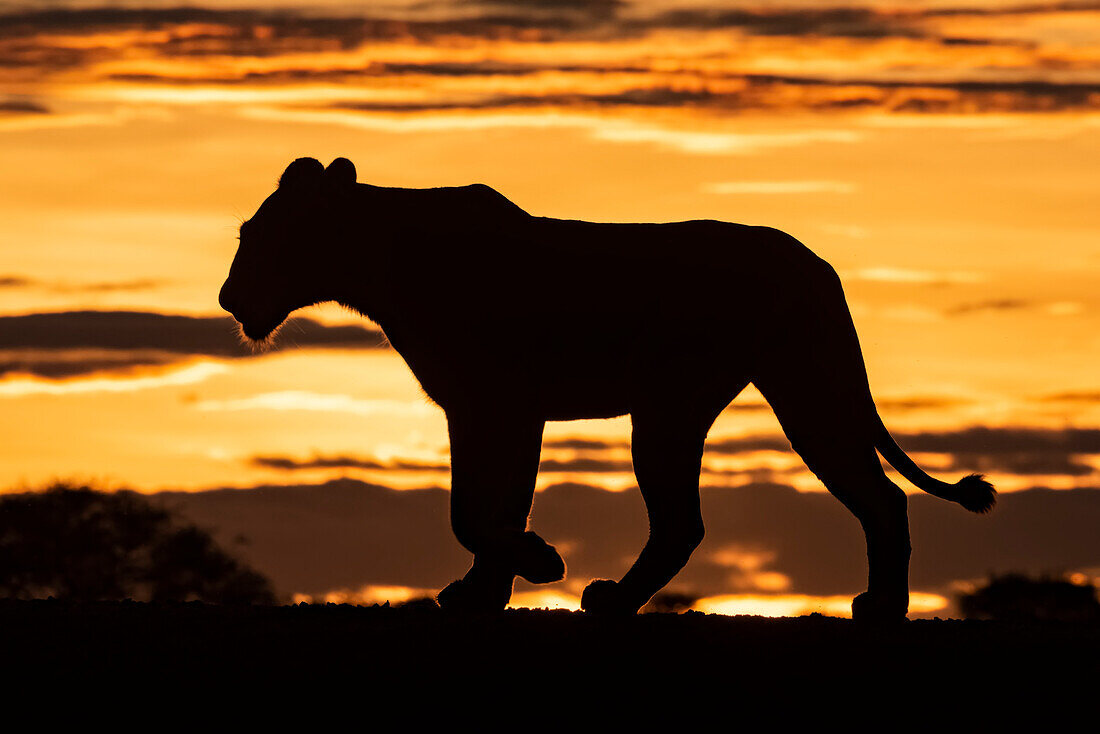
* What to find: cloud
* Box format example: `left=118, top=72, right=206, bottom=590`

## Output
left=947, top=452, right=1094, bottom=477
left=706, top=436, right=794, bottom=454
left=0, top=275, right=163, bottom=293
left=458, top=0, right=625, bottom=18
left=543, top=437, right=628, bottom=451
left=8, top=3, right=1097, bottom=50
left=1046, top=302, right=1085, bottom=316
left=57, top=278, right=164, bottom=293
left=0, top=6, right=589, bottom=53
left=252, top=450, right=636, bottom=474
left=247, top=443, right=815, bottom=480
left=636, top=6, right=924, bottom=39
left=246, top=106, right=861, bottom=155
left=943, top=298, right=1082, bottom=318
left=893, top=426, right=1100, bottom=478
left=539, top=457, right=634, bottom=473
left=251, top=422, right=1100, bottom=487
left=922, top=2, right=1100, bottom=18
left=540, top=435, right=795, bottom=455
left=843, top=267, right=986, bottom=285
left=103, top=60, right=653, bottom=87
left=251, top=454, right=450, bottom=472
left=1040, top=390, right=1100, bottom=404
left=702, top=181, right=857, bottom=195
left=723, top=401, right=771, bottom=413
left=196, top=392, right=436, bottom=418
left=100, top=64, right=1100, bottom=117
left=527, top=427, right=1100, bottom=479
left=329, top=87, right=719, bottom=112
left=0, top=105, right=149, bottom=132
left=0, top=361, right=228, bottom=397
left=8, top=4, right=1100, bottom=118
left=734, top=74, right=1100, bottom=115
left=0, top=98, right=48, bottom=114
left=4, top=3, right=915, bottom=49
left=153, top=478, right=1100, bottom=609
left=894, top=426, right=1100, bottom=455
left=0, top=310, right=385, bottom=355
left=0, top=350, right=180, bottom=379
left=0, top=311, right=386, bottom=379
left=876, top=396, right=973, bottom=412
left=312, top=72, right=1100, bottom=117
left=944, top=298, right=1032, bottom=316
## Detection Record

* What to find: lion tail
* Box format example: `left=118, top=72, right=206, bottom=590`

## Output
left=873, top=413, right=996, bottom=514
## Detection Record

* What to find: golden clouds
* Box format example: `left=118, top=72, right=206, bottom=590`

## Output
left=0, top=360, right=227, bottom=397
left=5, top=3, right=1100, bottom=118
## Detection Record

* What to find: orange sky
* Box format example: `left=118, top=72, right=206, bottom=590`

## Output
left=2, top=1, right=1099, bottom=614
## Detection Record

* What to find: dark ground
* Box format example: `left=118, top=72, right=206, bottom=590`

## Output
left=3, top=600, right=1098, bottom=702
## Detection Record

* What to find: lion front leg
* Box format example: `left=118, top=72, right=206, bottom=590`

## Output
left=437, top=412, right=564, bottom=612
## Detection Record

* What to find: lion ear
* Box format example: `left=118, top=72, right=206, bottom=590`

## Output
left=279, top=157, right=324, bottom=189
left=324, top=157, right=357, bottom=188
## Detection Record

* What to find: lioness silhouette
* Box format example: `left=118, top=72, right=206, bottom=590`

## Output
left=220, top=157, right=995, bottom=621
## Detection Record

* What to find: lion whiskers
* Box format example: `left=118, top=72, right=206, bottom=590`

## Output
left=233, top=319, right=285, bottom=353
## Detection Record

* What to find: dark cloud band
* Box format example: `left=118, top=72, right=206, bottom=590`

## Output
left=0, top=310, right=387, bottom=378
left=547, top=427, right=1100, bottom=479
left=248, top=426, right=1100, bottom=481
left=154, top=477, right=1100, bottom=605
left=0, top=275, right=163, bottom=293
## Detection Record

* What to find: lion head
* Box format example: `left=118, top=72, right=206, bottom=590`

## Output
left=219, top=156, right=358, bottom=342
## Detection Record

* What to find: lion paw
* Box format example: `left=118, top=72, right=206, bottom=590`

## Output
left=514, top=532, right=566, bottom=584
left=581, top=579, right=638, bottom=616
left=436, top=577, right=510, bottom=613
left=851, top=591, right=908, bottom=624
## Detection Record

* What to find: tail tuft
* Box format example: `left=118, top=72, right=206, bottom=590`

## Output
left=875, top=413, right=997, bottom=513
left=955, top=473, right=996, bottom=514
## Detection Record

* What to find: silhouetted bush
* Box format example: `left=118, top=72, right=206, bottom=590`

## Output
left=958, top=573, right=1100, bottom=622
left=395, top=596, right=441, bottom=611
left=0, top=483, right=275, bottom=604
left=643, top=591, right=699, bottom=614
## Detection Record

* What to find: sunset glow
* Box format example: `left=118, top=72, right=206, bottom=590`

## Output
left=694, top=591, right=950, bottom=618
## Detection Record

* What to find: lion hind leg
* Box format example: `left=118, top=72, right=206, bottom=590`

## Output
left=829, top=464, right=912, bottom=624
left=758, top=378, right=911, bottom=623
